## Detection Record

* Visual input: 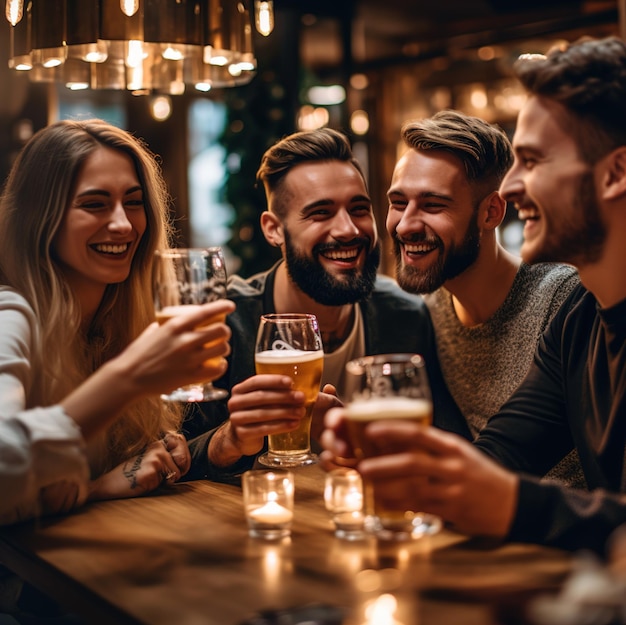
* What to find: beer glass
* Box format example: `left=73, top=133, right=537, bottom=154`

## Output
left=153, top=247, right=229, bottom=402
left=255, top=313, right=324, bottom=467
left=344, top=353, right=442, bottom=540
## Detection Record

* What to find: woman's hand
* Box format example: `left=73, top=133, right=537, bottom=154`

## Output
left=162, top=430, right=191, bottom=476
left=88, top=439, right=188, bottom=501
left=117, top=300, right=236, bottom=397
left=61, top=300, right=236, bottom=442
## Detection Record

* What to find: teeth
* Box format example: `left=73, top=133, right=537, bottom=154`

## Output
left=518, top=208, right=539, bottom=220
left=324, top=249, right=359, bottom=260
left=404, top=243, right=436, bottom=254
left=93, top=243, right=129, bottom=254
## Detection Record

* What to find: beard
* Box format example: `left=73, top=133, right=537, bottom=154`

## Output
left=283, top=229, right=380, bottom=306
left=529, top=170, right=606, bottom=266
left=393, top=216, right=481, bottom=295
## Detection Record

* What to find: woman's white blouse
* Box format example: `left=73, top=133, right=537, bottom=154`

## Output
left=0, top=287, right=89, bottom=524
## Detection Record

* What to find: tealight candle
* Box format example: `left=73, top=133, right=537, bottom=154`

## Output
left=248, top=501, right=294, bottom=524
left=242, top=470, right=295, bottom=540
left=324, top=468, right=365, bottom=540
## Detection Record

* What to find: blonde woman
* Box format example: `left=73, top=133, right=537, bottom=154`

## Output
left=0, top=119, right=234, bottom=523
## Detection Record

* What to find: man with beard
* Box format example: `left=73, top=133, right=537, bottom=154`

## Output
left=189, top=128, right=468, bottom=478
left=322, top=36, right=626, bottom=554
left=387, top=110, right=581, bottom=484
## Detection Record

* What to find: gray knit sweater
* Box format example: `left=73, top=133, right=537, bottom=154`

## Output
left=424, top=262, right=585, bottom=486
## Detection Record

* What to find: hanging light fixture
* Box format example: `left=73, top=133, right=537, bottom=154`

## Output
left=5, top=0, right=264, bottom=94
left=254, top=0, right=273, bottom=37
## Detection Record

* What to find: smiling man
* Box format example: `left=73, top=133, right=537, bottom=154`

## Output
left=322, top=36, right=626, bottom=555
left=385, top=110, right=581, bottom=484
left=186, top=128, right=469, bottom=478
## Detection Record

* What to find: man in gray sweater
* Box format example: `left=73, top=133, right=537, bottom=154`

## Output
left=386, top=110, right=581, bottom=484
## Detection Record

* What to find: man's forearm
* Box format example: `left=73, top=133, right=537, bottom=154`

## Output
left=207, top=423, right=246, bottom=467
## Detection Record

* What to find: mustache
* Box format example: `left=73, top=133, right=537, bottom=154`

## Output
left=313, top=238, right=371, bottom=255
left=393, top=233, right=441, bottom=247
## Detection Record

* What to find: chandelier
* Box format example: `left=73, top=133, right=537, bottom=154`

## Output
left=5, top=0, right=275, bottom=94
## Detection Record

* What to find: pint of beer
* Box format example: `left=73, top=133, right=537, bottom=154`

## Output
left=255, top=349, right=323, bottom=457
left=155, top=305, right=228, bottom=371
left=345, top=395, right=432, bottom=460
left=255, top=313, right=324, bottom=468
left=343, top=353, right=441, bottom=540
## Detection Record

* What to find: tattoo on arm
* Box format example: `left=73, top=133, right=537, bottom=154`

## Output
left=123, top=451, right=145, bottom=489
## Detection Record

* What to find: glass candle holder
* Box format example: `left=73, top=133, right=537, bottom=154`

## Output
left=324, top=468, right=365, bottom=541
left=242, top=470, right=295, bottom=540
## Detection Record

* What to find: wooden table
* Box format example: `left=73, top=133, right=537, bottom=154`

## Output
left=0, top=466, right=572, bottom=625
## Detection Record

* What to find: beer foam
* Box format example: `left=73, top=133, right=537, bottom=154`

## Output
left=156, top=304, right=202, bottom=317
left=345, top=396, right=432, bottom=420
left=156, top=305, right=226, bottom=325
left=255, top=349, right=323, bottom=364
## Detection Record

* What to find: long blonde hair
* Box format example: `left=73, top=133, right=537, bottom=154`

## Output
left=0, top=119, right=181, bottom=473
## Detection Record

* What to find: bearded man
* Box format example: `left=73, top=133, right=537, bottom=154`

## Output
left=187, top=128, right=468, bottom=479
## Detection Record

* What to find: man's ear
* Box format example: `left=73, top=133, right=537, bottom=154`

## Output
left=260, top=211, right=284, bottom=247
left=479, top=191, right=506, bottom=231
left=602, top=146, right=626, bottom=201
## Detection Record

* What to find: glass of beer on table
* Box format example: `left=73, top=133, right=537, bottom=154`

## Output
left=344, top=353, right=442, bottom=541
left=153, top=247, right=229, bottom=402
left=255, top=313, right=324, bottom=467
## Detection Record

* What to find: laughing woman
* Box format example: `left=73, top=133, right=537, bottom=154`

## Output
left=0, top=119, right=234, bottom=524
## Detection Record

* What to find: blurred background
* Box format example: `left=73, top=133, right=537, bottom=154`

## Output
left=0, top=0, right=621, bottom=277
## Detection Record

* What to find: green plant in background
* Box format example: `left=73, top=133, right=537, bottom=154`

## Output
left=220, top=70, right=294, bottom=278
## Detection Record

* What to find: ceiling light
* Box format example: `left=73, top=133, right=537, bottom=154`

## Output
left=307, top=85, right=346, bottom=106
left=5, top=0, right=264, bottom=94
left=254, top=0, right=273, bottom=36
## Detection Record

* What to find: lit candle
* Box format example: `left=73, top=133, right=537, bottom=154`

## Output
left=364, top=594, right=402, bottom=625
left=344, top=489, right=363, bottom=511
left=334, top=510, right=364, bottom=529
left=248, top=501, right=293, bottom=524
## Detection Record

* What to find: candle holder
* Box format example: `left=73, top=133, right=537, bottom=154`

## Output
left=242, top=470, right=294, bottom=540
left=324, top=468, right=365, bottom=541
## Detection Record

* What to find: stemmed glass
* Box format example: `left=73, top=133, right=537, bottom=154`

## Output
left=153, top=247, right=229, bottom=402
left=344, top=353, right=442, bottom=541
left=254, top=313, right=324, bottom=467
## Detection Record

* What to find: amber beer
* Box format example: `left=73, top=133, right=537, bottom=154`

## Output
left=345, top=396, right=433, bottom=523
left=255, top=349, right=324, bottom=457
left=155, top=305, right=227, bottom=372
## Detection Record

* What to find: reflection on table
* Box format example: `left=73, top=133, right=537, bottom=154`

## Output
left=0, top=465, right=572, bottom=625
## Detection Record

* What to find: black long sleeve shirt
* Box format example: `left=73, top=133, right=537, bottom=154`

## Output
left=475, top=285, right=626, bottom=554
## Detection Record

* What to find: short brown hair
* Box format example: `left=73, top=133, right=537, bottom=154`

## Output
left=513, top=36, right=626, bottom=164
left=401, top=110, right=513, bottom=200
left=256, top=128, right=365, bottom=219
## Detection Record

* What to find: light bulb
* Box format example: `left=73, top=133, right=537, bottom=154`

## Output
left=120, top=0, right=139, bottom=17
left=254, top=0, right=273, bottom=36
left=5, top=0, right=23, bottom=26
